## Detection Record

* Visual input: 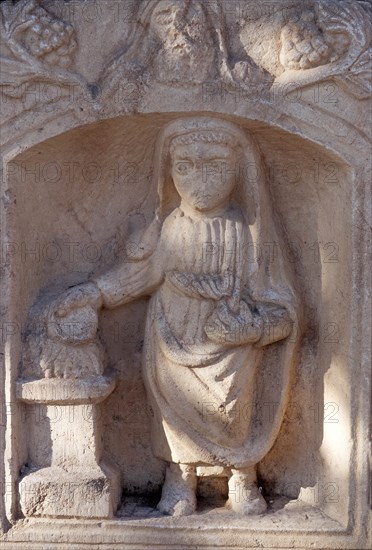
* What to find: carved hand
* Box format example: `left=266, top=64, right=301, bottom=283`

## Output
left=255, top=303, right=294, bottom=347
left=54, top=282, right=103, bottom=318
left=205, top=299, right=263, bottom=346
left=46, top=282, right=103, bottom=344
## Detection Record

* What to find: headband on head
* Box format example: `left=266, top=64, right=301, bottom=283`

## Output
left=169, top=131, right=240, bottom=154
left=152, top=117, right=259, bottom=227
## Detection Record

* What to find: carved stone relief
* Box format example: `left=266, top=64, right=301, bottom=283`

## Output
left=275, top=0, right=372, bottom=97
left=0, top=1, right=370, bottom=549
left=98, top=0, right=272, bottom=98
left=17, top=117, right=300, bottom=518
left=0, top=0, right=84, bottom=97
left=1, top=0, right=370, bottom=108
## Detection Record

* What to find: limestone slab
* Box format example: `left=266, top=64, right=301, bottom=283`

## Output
left=0, top=1, right=371, bottom=548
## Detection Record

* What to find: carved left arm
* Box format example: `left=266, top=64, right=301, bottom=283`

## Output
left=205, top=297, right=293, bottom=348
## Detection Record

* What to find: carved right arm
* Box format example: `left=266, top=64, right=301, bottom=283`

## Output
left=92, top=254, right=164, bottom=310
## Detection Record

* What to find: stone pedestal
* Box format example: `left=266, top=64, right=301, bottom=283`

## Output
left=17, top=377, right=120, bottom=519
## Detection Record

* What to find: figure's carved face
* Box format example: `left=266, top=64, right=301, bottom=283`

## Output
left=150, top=0, right=208, bottom=52
left=171, top=141, right=238, bottom=213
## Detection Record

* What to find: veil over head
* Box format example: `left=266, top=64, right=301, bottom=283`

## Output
left=154, top=117, right=257, bottom=224
left=146, top=116, right=302, bottom=465
left=97, top=115, right=302, bottom=466
left=151, top=117, right=299, bottom=304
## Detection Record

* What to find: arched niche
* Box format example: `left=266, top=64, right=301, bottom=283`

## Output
left=1, top=111, right=364, bottom=538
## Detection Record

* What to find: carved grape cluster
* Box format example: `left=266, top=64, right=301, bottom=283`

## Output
left=280, top=11, right=334, bottom=70
left=23, top=14, right=76, bottom=67
left=11, top=1, right=77, bottom=68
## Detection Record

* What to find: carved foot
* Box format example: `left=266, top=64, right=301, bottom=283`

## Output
left=226, top=467, right=267, bottom=515
left=157, top=463, right=197, bottom=517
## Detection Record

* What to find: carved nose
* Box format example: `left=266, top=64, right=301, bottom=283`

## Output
left=174, top=19, right=184, bottom=32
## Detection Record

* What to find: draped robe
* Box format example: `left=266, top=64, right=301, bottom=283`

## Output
left=95, top=205, right=293, bottom=468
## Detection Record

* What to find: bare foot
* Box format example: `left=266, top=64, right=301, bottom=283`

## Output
left=226, top=467, right=267, bottom=515
left=157, top=463, right=197, bottom=517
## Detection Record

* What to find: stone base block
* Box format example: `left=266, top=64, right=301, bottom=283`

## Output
left=19, top=463, right=120, bottom=519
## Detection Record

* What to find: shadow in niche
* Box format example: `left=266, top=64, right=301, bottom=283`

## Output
left=117, top=486, right=293, bottom=520
left=253, top=126, right=353, bottom=527
left=6, top=113, right=353, bottom=526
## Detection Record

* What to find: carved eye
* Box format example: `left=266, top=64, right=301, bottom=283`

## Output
left=175, top=161, right=193, bottom=175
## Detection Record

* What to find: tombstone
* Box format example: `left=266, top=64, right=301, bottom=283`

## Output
left=0, top=1, right=370, bottom=548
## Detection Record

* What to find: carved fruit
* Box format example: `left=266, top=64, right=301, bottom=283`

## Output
left=21, top=13, right=77, bottom=67
left=280, top=10, right=333, bottom=70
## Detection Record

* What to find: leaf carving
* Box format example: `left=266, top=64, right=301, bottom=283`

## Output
left=336, top=48, right=372, bottom=98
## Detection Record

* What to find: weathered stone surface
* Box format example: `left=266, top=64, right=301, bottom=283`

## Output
left=0, top=0, right=370, bottom=548
left=19, top=463, right=120, bottom=519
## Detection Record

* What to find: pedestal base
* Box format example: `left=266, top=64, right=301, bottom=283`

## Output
left=2, top=500, right=353, bottom=550
left=19, top=463, right=120, bottom=519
